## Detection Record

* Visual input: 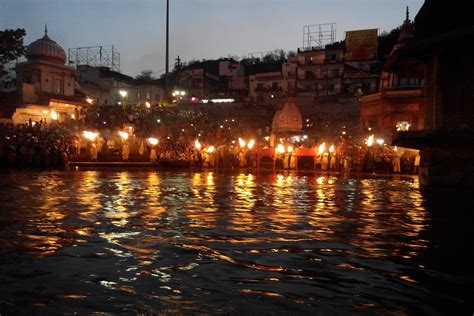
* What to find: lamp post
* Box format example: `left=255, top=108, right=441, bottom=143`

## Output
left=165, top=0, right=170, bottom=102
left=119, top=89, right=128, bottom=121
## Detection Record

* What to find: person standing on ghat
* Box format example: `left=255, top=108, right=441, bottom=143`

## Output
left=149, top=146, right=157, bottom=163
left=122, top=142, right=130, bottom=161
left=90, top=143, right=98, bottom=162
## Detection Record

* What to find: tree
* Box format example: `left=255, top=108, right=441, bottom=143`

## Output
left=378, top=27, right=401, bottom=65
left=173, top=55, right=183, bottom=72
left=135, top=69, right=154, bottom=84
left=0, top=28, right=26, bottom=76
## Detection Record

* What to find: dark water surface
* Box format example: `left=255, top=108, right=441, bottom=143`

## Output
left=0, top=170, right=472, bottom=315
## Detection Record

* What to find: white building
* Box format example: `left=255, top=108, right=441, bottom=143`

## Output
left=10, top=28, right=88, bottom=124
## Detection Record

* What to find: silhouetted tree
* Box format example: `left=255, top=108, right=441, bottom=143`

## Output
left=135, top=69, right=154, bottom=84
left=0, top=28, right=26, bottom=76
left=378, top=27, right=401, bottom=66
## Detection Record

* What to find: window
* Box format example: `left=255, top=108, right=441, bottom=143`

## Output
left=256, top=83, right=264, bottom=90
left=272, top=82, right=279, bottom=90
left=52, top=78, right=63, bottom=95
left=136, top=91, right=141, bottom=100
left=155, top=94, right=160, bottom=101
left=305, top=71, right=314, bottom=79
left=146, top=91, right=151, bottom=99
left=24, top=74, right=32, bottom=84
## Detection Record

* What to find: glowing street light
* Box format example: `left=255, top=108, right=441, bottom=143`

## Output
left=145, top=101, right=151, bottom=108
left=119, top=90, right=128, bottom=98
left=86, top=97, right=94, bottom=104
left=207, top=145, right=215, bottom=153
left=287, top=145, right=294, bottom=153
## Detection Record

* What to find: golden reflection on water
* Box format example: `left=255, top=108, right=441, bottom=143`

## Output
left=186, top=172, right=218, bottom=230
left=7, top=171, right=428, bottom=263
left=271, top=174, right=299, bottom=232
left=142, top=172, right=166, bottom=218
left=75, top=171, right=102, bottom=221
left=230, top=173, right=256, bottom=231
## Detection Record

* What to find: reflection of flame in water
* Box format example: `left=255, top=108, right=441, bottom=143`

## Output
left=1, top=170, right=433, bottom=305
left=103, top=172, right=135, bottom=226
left=230, top=173, right=256, bottom=231
left=270, top=174, right=298, bottom=232
left=76, top=171, right=102, bottom=221
left=186, top=172, right=218, bottom=229
left=142, top=172, right=166, bottom=218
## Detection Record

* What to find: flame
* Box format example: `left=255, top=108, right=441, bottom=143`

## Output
left=276, top=144, right=285, bottom=154
left=329, top=144, right=335, bottom=153
left=238, top=138, right=246, bottom=148
left=287, top=145, right=294, bottom=153
left=367, top=135, right=374, bottom=147
left=83, top=131, right=98, bottom=140
left=118, top=131, right=129, bottom=140
left=148, top=137, right=158, bottom=145
left=318, top=142, right=326, bottom=155
left=194, top=139, right=201, bottom=149
left=247, top=139, right=255, bottom=149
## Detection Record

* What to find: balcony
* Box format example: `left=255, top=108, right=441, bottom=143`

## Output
left=360, top=89, right=423, bottom=103
left=324, top=58, right=342, bottom=64
left=255, top=86, right=283, bottom=92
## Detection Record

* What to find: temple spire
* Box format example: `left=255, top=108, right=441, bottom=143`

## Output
left=405, top=6, right=410, bottom=21
left=44, top=24, right=48, bottom=36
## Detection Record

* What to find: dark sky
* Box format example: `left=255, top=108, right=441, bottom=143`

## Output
left=1, top=0, right=423, bottom=77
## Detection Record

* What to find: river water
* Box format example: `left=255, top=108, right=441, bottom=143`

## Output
left=0, top=170, right=472, bottom=315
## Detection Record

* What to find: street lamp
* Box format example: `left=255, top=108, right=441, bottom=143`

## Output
left=119, top=90, right=128, bottom=98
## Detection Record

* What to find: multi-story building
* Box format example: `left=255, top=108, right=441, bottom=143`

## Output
left=296, top=47, right=344, bottom=98
left=248, top=56, right=297, bottom=103
left=76, top=65, right=163, bottom=106
left=176, top=59, right=246, bottom=100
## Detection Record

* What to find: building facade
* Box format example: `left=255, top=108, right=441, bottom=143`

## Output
left=248, top=57, right=297, bottom=103
left=360, top=9, right=425, bottom=135
left=9, top=28, right=88, bottom=124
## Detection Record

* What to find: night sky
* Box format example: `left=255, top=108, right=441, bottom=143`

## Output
left=1, top=0, right=423, bottom=76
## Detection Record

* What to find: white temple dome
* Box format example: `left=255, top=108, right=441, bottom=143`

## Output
left=272, top=98, right=303, bottom=133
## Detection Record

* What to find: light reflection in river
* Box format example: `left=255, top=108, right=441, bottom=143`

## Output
left=0, top=170, right=472, bottom=315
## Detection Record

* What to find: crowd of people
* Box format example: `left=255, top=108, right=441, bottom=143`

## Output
left=0, top=121, right=79, bottom=168
left=1, top=103, right=420, bottom=174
